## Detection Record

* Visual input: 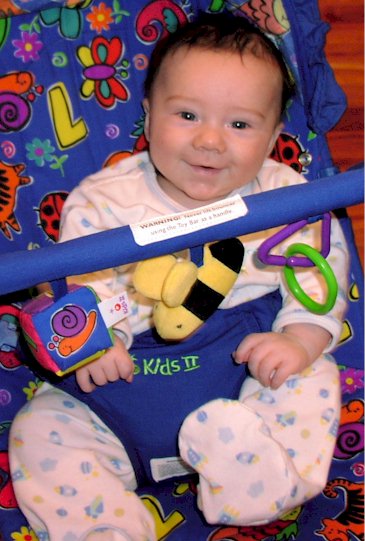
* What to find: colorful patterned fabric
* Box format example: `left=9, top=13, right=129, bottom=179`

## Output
left=0, top=1, right=363, bottom=540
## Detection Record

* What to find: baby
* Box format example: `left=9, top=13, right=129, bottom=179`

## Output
left=10, top=12, right=348, bottom=541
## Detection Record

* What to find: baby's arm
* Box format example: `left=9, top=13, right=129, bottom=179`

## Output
left=234, top=323, right=331, bottom=389
left=76, top=335, right=134, bottom=393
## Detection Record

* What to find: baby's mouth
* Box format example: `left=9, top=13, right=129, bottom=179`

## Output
left=191, top=163, right=222, bottom=175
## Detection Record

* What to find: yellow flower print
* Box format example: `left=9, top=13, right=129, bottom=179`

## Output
left=11, top=525, right=38, bottom=540
left=23, top=379, right=42, bottom=401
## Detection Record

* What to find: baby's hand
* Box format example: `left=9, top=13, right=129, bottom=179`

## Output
left=234, top=331, right=311, bottom=389
left=76, top=335, right=134, bottom=393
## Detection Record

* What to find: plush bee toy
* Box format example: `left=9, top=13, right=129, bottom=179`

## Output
left=133, top=238, right=245, bottom=340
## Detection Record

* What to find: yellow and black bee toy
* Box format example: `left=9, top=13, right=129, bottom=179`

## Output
left=133, top=238, right=244, bottom=340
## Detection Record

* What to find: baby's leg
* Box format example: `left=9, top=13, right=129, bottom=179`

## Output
left=9, top=382, right=156, bottom=541
left=179, top=356, right=340, bottom=525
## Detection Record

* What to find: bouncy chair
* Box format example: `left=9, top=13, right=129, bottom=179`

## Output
left=0, top=1, right=364, bottom=540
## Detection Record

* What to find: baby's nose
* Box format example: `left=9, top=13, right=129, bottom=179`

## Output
left=193, top=124, right=226, bottom=153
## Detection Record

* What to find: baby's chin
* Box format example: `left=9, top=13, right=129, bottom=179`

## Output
left=156, top=174, right=232, bottom=208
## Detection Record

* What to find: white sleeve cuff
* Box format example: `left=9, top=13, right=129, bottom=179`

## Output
left=272, top=312, right=343, bottom=353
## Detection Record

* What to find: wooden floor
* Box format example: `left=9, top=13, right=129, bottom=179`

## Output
left=318, top=1, right=364, bottom=268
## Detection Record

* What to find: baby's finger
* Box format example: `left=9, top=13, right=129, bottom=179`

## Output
left=234, top=333, right=262, bottom=363
left=87, top=366, right=108, bottom=387
left=116, top=356, right=135, bottom=382
left=76, top=369, right=96, bottom=393
left=104, top=361, right=123, bottom=383
left=269, top=363, right=292, bottom=389
left=259, top=356, right=282, bottom=387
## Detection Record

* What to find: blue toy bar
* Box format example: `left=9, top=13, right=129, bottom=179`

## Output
left=0, top=167, right=362, bottom=296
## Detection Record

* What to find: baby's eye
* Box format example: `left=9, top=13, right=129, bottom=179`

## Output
left=179, top=111, right=196, bottom=121
left=231, top=121, right=249, bottom=129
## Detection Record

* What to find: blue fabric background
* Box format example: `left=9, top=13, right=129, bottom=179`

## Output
left=0, top=1, right=363, bottom=539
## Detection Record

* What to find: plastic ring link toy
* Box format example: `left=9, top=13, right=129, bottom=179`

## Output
left=283, top=243, right=338, bottom=315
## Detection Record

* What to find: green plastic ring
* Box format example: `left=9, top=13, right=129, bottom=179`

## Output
left=283, top=243, right=338, bottom=315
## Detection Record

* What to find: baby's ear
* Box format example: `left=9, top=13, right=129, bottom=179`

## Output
left=267, top=122, right=284, bottom=156
left=142, top=99, right=150, bottom=141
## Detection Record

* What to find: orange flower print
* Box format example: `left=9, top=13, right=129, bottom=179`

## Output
left=86, top=2, right=114, bottom=33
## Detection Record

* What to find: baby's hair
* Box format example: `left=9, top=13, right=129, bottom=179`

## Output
left=144, top=12, right=295, bottom=116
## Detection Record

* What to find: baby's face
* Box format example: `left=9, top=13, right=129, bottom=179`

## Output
left=144, top=46, right=283, bottom=208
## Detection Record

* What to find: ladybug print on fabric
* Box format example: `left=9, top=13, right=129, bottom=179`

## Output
left=37, top=191, right=69, bottom=242
left=0, top=451, right=18, bottom=510
left=270, top=132, right=312, bottom=174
